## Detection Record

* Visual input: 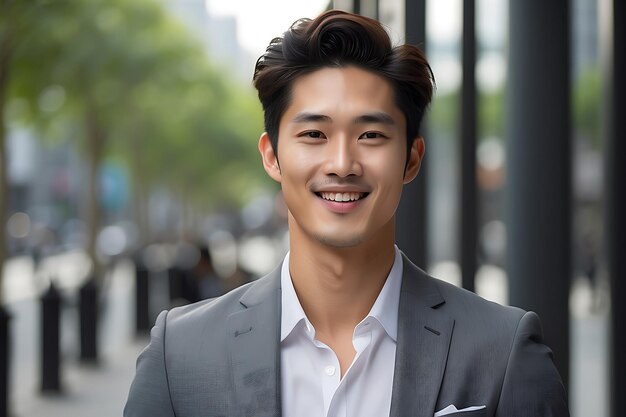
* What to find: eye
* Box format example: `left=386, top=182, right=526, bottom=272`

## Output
left=359, top=131, right=388, bottom=139
left=299, top=130, right=327, bottom=139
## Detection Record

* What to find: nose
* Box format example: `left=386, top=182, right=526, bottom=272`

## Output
left=323, top=138, right=362, bottom=178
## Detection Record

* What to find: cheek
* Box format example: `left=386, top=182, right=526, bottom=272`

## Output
left=293, top=146, right=327, bottom=167
left=367, top=153, right=406, bottom=205
left=368, top=148, right=407, bottom=181
left=377, top=180, right=404, bottom=210
left=279, top=147, right=322, bottom=182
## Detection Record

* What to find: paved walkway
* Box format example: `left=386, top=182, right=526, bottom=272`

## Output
left=4, top=254, right=155, bottom=417
left=12, top=338, right=146, bottom=417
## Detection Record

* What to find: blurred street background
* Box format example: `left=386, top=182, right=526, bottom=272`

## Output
left=0, top=0, right=621, bottom=416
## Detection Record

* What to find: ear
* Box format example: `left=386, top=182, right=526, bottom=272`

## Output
left=258, top=132, right=282, bottom=183
left=403, top=137, right=425, bottom=184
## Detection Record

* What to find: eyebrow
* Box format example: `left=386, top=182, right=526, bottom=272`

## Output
left=291, top=112, right=332, bottom=124
left=353, top=112, right=396, bottom=126
left=291, top=111, right=396, bottom=126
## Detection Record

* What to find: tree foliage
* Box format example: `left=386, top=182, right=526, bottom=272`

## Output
left=1, top=0, right=266, bottom=284
left=573, top=67, right=601, bottom=148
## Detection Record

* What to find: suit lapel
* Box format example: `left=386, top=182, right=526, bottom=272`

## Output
left=228, top=267, right=282, bottom=417
left=390, top=254, right=455, bottom=417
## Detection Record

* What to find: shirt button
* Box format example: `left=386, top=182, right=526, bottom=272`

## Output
left=324, top=365, right=336, bottom=376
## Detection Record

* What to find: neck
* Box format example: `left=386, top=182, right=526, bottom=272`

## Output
left=287, top=217, right=396, bottom=338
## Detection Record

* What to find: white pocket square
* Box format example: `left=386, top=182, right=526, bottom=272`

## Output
left=434, top=405, right=487, bottom=416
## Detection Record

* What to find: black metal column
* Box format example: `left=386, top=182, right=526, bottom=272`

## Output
left=41, top=284, right=62, bottom=392
left=0, top=306, right=9, bottom=417
left=396, top=0, right=427, bottom=268
left=506, top=0, right=571, bottom=388
left=79, top=279, right=98, bottom=362
left=460, top=0, right=477, bottom=292
left=135, top=263, right=151, bottom=335
left=608, top=1, right=625, bottom=415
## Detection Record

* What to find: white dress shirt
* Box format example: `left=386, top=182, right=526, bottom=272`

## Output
left=280, top=246, right=403, bottom=417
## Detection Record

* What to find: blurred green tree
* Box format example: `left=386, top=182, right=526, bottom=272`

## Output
left=429, top=88, right=505, bottom=141
left=1, top=0, right=265, bottom=291
left=573, top=67, right=601, bottom=149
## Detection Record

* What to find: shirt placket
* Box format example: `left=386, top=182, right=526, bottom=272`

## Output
left=314, top=341, right=341, bottom=417
left=325, top=322, right=374, bottom=417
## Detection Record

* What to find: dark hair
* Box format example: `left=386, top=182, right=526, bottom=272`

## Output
left=253, top=9, right=434, bottom=161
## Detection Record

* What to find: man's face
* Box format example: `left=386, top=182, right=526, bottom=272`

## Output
left=259, top=66, right=424, bottom=248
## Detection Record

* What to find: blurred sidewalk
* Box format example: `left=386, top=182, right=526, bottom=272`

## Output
left=4, top=253, right=150, bottom=417
left=12, top=338, right=146, bottom=417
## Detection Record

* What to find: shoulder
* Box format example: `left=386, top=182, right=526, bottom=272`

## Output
left=401, top=256, right=536, bottom=358
left=432, top=276, right=526, bottom=326
left=401, top=254, right=526, bottom=333
left=167, top=280, right=254, bottom=324
left=161, top=268, right=279, bottom=335
left=432, top=275, right=544, bottom=356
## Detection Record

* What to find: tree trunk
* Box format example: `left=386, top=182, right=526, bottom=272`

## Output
left=179, top=185, right=188, bottom=240
left=0, top=8, right=14, bottom=304
left=0, top=107, right=7, bottom=305
left=131, top=133, right=149, bottom=248
left=85, top=107, right=106, bottom=281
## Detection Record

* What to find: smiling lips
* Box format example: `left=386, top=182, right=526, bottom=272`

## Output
left=319, top=192, right=366, bottom=202
left=315, top=191, right=369, bottom=214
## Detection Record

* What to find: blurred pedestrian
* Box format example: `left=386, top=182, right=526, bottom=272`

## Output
left=188, top=246, right=223, bottom=301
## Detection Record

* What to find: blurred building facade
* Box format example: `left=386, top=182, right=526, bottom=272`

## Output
left=6, top=128, right=85, bottom=255
left=164, top=0, right=256, bottom=81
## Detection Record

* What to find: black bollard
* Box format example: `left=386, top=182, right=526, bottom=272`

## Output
left=41, top=283, right=62, bottom=392
left=135, top=264, right=150, bottom=335
left=167, top=267, right=183, bottom=304
left=79, top=278, right=98, bottom=362
left=0, top=306, right=10, bottom=417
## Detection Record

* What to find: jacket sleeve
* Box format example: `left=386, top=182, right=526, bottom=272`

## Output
left=496, top=311, right=570, bottom=416
left=124, top=310, right=176, bottom=417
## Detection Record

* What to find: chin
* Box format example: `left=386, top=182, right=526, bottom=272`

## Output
left=314, top=233, right=365, bottom=248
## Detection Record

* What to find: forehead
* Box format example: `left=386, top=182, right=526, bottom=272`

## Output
left=282, top=66, right=403, bottom=124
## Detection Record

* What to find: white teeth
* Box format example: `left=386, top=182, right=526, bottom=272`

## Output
left=320, top=192, right=364, bottom=202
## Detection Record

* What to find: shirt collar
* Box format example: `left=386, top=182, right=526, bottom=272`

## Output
left=280, top=246, right=403, bottom=342
left=280, top=251, right=310, bottom=341
left=365, top=245, right=403, bottom=341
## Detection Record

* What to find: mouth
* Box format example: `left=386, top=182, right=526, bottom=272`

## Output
left=315, top=192, right=369, bottom=202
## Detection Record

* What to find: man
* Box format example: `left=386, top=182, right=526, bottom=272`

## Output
left=124, top=10, right=569, bottom=417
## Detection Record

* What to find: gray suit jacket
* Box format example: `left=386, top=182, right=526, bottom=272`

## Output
left=124, top=253, right=569, bottom=417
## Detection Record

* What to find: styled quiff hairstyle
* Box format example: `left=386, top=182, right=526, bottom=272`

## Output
left=253, top=9, right=434, bottom=161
